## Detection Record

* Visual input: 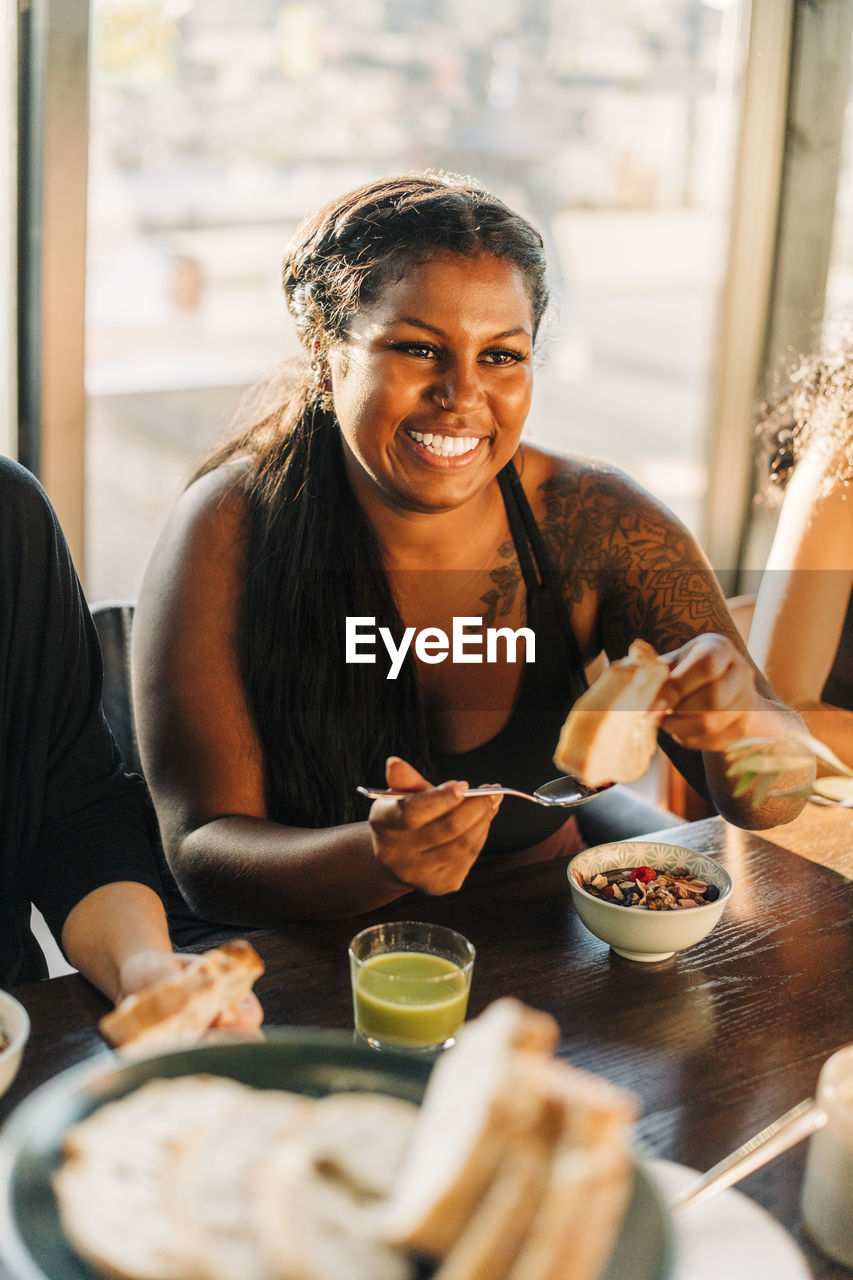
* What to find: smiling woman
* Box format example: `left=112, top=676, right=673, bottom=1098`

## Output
left=333, top=254, right=532, bottom=524
left=329, top=254, right=533, bottom=519
left=131, top=171, right=812, bottom=931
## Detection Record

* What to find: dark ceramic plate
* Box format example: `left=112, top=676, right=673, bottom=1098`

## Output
left=0, top=1028, right=674, bottom=1280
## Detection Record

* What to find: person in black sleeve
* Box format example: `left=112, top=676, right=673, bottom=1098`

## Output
left=0, top=454, right=260, bottom=1025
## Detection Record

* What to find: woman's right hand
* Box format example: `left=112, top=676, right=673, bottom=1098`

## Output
left=368, top=756, right=501, bottom=895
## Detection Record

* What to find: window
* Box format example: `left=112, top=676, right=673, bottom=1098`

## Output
left=824, top=32, right=853, bottom=341
left=731, top=1, right=853, bottom=582
left=84, top=0, right=744, bottom=600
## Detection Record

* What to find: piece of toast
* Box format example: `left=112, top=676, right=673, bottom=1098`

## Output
left=54, top=1075, right=251, bottom=1280
left=98, top=939, right=264, bottom=1057
left=382, top=998, right=636, bottom=1279
left=252, top=1094, right=419, bottom=1280
left=54, top=1078, right=418, bottom=1280
left=381, top=999, right=561, bottom=1258
left=553, top=639, right=670, bottom=787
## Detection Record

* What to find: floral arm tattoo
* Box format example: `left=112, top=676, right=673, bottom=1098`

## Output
left=535, top=467, right=738, bottom=660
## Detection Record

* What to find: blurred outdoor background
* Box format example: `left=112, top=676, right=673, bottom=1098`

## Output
left=84, top=0, right=742, bottom=598
left=4, top=0, right=852, bottom=600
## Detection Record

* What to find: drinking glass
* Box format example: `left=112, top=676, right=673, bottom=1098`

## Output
left=348, top=921, right=475, bottom=1053
left=800, top=1043, right=853, bottom=1267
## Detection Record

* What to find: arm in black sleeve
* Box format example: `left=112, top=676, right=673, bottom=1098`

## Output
left=0, top=460, right=161, bottom=949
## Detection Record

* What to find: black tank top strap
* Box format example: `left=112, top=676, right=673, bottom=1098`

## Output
left=498, top=459, right=587, bottom=675
left=421, top=460, right=590, bottom=859
left=497, top=464, right=539, bottom=591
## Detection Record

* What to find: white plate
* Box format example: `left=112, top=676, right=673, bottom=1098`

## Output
left=646, top=1160, right=811, bottom=1280
left=810, top=776, right=853, bottom=804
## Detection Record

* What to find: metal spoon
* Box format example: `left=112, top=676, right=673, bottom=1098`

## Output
left=669, top=1096, right=825, bottom=1214
left=357, top=776, right=610, bottom=808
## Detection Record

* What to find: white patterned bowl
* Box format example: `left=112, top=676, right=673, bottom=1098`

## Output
left=567, top=842, right=732, bottom=962
left=0, top=992, right=30, bottom=1099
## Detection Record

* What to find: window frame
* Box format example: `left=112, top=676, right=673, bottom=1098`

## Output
left=724, top=0, right=853, bottom=585
left=1, top=0, right=17, bottom=459
left=16, top=0, right=89, bottom=571
left=16, top=0, right=853, bottom=590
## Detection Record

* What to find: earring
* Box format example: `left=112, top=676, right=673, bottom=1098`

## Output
left=310, top=352, right=332, bottom=406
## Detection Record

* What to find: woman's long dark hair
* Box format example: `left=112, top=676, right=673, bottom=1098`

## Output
left=198, top=171, right=550, bottom=827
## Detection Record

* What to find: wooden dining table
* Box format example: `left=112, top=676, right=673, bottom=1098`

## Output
left=2, top=804, right=852, bottom=1280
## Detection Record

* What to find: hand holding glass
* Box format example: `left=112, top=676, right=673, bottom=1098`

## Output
left=348, top=921, right=475, bottom=1052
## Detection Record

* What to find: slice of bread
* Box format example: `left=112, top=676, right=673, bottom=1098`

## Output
left=382, top=999, right=636, bottom=1279
left=254, top=1134, right=415, bottom=1280
left=501, top=1055, right=636, bottom=1280
left=173, top=1087, right=313, bottom=1280
left=505, top=1144, right=632, bottom=1280
left=304, top=1092, right=420, bottom=1202
left=531, top=1055, right=639, bottom=1150
left=251, top=1094, right=418, bottom=1280
left=432, top=1110, right=559, bottom=1280
left=99, top=940, right=264, bottom=1057
left=54, top=1075, right=250, bottom=1280
left=381, top=999, right=560, bottom=1258
left=553, top=639, right=670, bottom=787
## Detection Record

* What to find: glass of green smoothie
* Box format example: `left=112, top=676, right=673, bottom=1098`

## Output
left=349, top=921, right=475, bottom=1053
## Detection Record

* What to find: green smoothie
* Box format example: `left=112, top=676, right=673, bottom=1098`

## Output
left=352, top=950, right=471, bottom=1048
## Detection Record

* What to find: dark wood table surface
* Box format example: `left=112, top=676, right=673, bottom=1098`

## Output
left=2, top=813, right=852, bottom=1279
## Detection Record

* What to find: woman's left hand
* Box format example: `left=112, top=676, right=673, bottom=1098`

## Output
left=655, top=633, right=770, bottom=753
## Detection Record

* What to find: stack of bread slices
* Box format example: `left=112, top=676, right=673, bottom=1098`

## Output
left=54, top=998, right=637, bottom=1280
left=384, top=998, right=637, bottom=1280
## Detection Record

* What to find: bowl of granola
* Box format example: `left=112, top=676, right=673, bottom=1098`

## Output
left=567, top=842, right=732, bottom=962
left=0, top=991, right=30, bottom=1099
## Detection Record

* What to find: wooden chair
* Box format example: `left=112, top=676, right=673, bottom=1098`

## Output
left=90, top=599, right=241, bottom=947
left=91, top=600, right=141, bottom=775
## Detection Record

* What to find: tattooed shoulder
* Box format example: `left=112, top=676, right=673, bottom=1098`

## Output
left=534, top=459, right=734, bottom=656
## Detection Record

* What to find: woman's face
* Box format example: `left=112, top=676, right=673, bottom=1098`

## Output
left=327, top=252, right=535, bottom=516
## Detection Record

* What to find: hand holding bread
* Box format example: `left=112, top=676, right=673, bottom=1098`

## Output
left=651, top=632, right=767, bottom=752
left=553, top=633, right=775, bottom=788
left=100, top=939, right=265, bottom=1057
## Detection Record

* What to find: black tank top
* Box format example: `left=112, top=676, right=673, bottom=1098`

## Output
left=432, top=461, right=589, bottom=857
